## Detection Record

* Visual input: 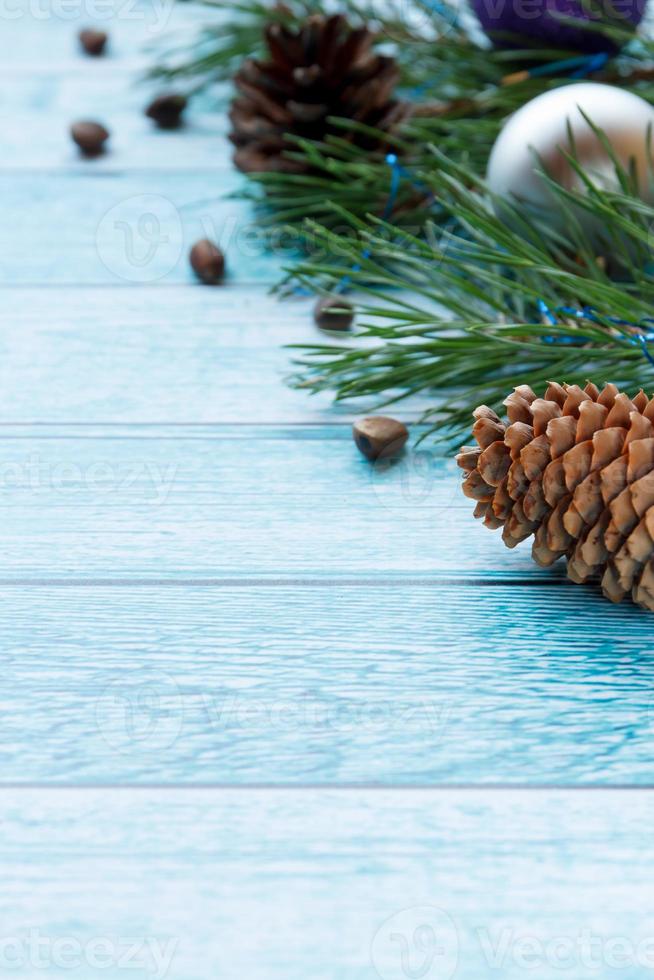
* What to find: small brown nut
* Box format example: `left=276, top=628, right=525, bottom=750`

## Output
left=79, top=28, right=108, bottom=55
left=190, top=239, right=226, bottom=284
left=70, top=120, right=110, bottom=157
left=146, top=93, right=188, bottom=130
left=352, top=416, right=409, bottom=461
left=313, top=295, right=355, bottom=332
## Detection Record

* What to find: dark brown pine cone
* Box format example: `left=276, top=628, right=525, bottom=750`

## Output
left=456, top=382, right=654, bottom=611
left=229, top=14, right=407, bottom=174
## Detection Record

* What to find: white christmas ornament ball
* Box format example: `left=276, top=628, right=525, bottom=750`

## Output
left=487, top=83, right=654, bottom=216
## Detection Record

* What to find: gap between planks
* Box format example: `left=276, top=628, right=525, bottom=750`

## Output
left=0, top=782, right=651, bottom=791
left=0, top=576, right=561, bottom=587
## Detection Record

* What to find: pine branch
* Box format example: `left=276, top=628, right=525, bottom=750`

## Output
left=231, top=34, right=654, bottom=230
left=149, top=0, right=654, bottom=234
left=148, top=0, right=455, bottom=89
left=282, top=147, right=654, bottom=443
left=147, top=0, right=295, bottom=89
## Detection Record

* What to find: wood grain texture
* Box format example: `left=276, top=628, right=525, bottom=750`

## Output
left=2, top=104, right=233, bottom=172
left=0, top=72, right=233, bottom=171
left=1, top=788, right=654, bottom=978
left=1, top=584, right=653, bottom=784
left=3, top=6, right=650, bottom=967
left=0, top=4, right=649, bottom=975
left=0, top=63, right=232, bottom=167
left=0, top=287, right=380, bottom=423
left=0, top=0, right=211, bottom=69
left=0, top=424, right=557, bottom=579
left=0, top=172, right=284, bottom=285
left=0, top=1, right=232, bottom=173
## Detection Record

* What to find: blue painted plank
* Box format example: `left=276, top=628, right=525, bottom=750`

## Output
left=0, top=0, right=212, bottom=69
left=0, top=172, right=284, bottom=285
left=0, top=103, right=233, bottom=172
left=0, top=75, right=234, bottom=171
left=0, top=424, right=555, bottom=579
left=1, top=787, right=653, bottom=978
left=0, top=584, right=652, bottom=784
left=0, top=287, right=434, bottom=423
left=0, top=2, right=233, bottom=172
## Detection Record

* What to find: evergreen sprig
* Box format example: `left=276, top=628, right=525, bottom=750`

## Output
left=151, top=1, right=654, bottom=229
left=282, top=146, right=654, bottom=442
left=148, top=0, right=453, bottom=90
left=243, top=37, right=654, bottom=229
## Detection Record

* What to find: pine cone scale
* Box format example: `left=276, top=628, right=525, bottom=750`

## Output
left=265, top=24, right=302, bottom=68
left=333, top=26, right=372, bottom=72
left=456, top=381, right=654, bottom=611
left=293, top=65, right=323, bottom=87
left=234, top=78, right=292, bottom=125
left=287, top=100, right=328, bottom=122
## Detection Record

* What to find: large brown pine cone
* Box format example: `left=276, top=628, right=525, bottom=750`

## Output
left=229, top=14, right=406, bottom=174
left=456, top=382, right=654, bottom=611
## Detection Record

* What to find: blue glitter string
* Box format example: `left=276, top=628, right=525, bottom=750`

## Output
left=381, top=153, right=403, bottom=221
left=570, top=51, right=610, bottom=78
left=538, top=299, right=654, bottom=366
left=501, top=50, right=610, bottom=89
left=526, top=51, right=609, bottom=81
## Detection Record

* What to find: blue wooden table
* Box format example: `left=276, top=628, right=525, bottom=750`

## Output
left=3, top=6, right=654, bottom=978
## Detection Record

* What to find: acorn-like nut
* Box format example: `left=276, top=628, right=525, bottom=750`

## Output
left=79, top=28, right=108, bottom=55
left=146, top=93, right=188, bottom=130
left=70, top=120, right=110, bottom=157
left=190, top=239, right=226, bottom=284
left=353, top=416, right=409, bottom=461
left=313, top=295, right=355, bottom=332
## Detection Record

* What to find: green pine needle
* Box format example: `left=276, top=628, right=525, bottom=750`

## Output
left=149, top=1, right=654, bottom=233
left=282, top=146, right=654, bottom=443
